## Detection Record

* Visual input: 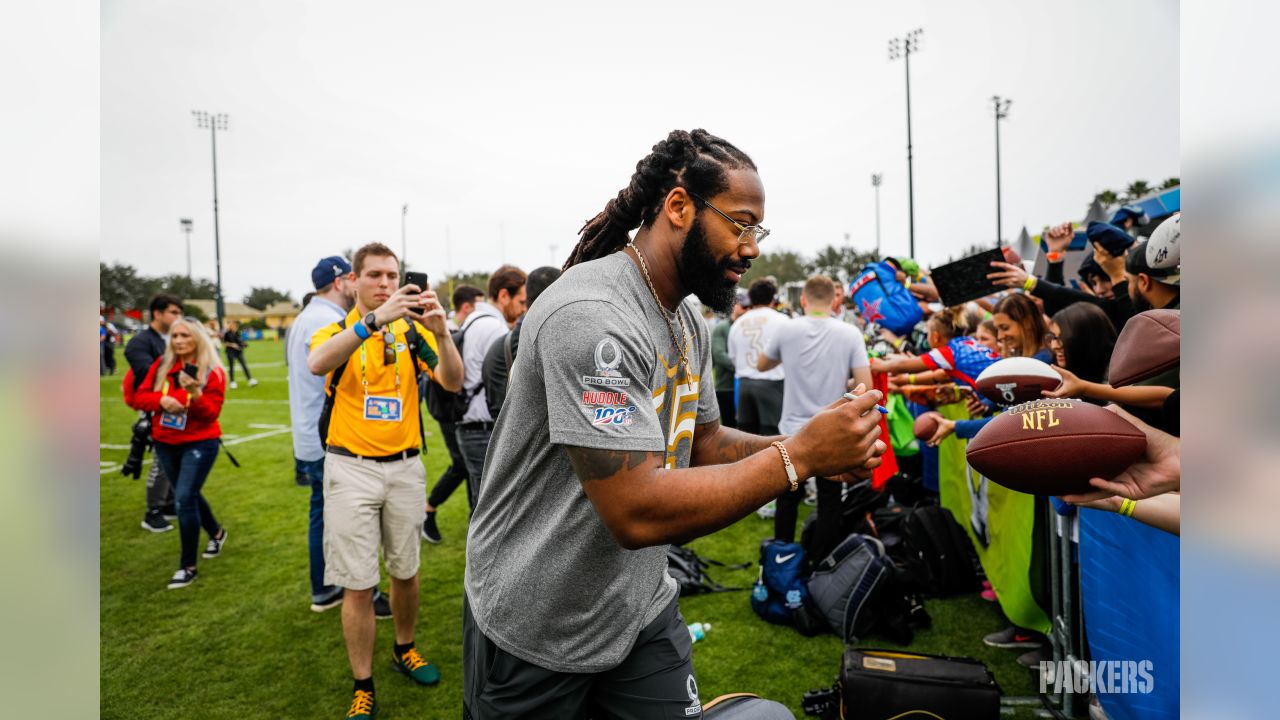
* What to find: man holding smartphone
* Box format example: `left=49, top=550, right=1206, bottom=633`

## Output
left=288, top=255, right=398, bottom=616
left=307, top=243, right=463, bottom=720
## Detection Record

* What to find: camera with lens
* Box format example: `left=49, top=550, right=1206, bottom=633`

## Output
left=121, top=415, right=152, bottom=479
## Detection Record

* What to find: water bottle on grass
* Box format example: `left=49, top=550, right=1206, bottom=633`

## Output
left=688, top=622, right=711, bottom=643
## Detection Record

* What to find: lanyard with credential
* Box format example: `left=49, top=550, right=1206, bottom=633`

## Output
left=357, top=330, right=401, bottom=403
left=161, top=376, right=192, bottom=408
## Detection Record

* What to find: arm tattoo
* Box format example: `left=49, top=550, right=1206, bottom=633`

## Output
left=567, top=447, right=664, bottom=483
left=694, top=421, right=782, bottom=465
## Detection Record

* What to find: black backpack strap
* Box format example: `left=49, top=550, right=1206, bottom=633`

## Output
left=454, top=312, right=504, bottom=406
left=318, top=317, right=350, bottom=450
left=403, top=321, right=428, bottom=451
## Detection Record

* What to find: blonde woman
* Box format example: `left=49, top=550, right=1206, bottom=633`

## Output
left=134, top=317, right=229, bottom=589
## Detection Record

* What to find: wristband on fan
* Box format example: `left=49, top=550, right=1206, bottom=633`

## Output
left=1119, top=498, right=1136, bottom=517
left=352, top=321, right=372, bottom=340
left=908, top=373, right=917, bottom=385
left=1046, top=251, right=1064, bottom=263
left=772, top=441, right=799, bottom=492
left=1022, top=276, right=1037, bottom=293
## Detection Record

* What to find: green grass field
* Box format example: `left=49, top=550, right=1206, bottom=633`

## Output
left=100, top=341, right=1039, bottom=719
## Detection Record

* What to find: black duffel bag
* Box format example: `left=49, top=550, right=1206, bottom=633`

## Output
left=840, top=647, right=1000, bottom=720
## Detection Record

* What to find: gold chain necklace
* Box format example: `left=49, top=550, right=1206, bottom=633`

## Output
left=627, top=241, right=690, bottom=370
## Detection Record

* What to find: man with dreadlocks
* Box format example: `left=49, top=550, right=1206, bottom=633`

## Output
left=462, top=129, right=886, bottom=718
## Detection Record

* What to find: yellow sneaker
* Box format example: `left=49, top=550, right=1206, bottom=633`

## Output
left=390, top=647, right=441, bottom=686
left=346, top=689, right=377, bottom=719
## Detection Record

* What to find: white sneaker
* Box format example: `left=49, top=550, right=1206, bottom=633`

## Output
left=229, top=381, right=238, bottom=389
left=248, top=378, right=259, bottom=387
left=756, top=501, right=776, bottom=519
left=167, top=567, right=197, bottom=589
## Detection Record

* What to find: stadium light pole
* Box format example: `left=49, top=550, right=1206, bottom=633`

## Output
left=192, top=111, right=228, bottom=329
left=180, top=218, right=194, bottom=279
left=888, top=28, right=922, bottom=259
left=992, top=96, right=1012, bottom=246
left=870, top=173, right=883, bottom=259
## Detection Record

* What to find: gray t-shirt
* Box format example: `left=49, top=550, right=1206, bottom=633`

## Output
left=761, top=315, right=870, bottom=435
left=464, top=251, right=719, bottom=673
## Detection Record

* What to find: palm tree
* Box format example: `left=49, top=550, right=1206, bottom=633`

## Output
left=1093, top=189, right=1119, bottom=206
left=1123, top=180, right=1152, bottom=202
left=1160, top=177, right=1180, bottom=190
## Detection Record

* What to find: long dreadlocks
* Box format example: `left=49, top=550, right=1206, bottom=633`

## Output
left=563, top=129, right=756, bottom=270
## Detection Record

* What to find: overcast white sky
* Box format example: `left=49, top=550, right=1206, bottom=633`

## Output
left=101, top=0, right=1178, bottom=302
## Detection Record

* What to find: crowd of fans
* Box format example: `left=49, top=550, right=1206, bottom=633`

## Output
left=111, top=125, right=1179, bottom=719
left=701, top=208, right=1180, bottom=719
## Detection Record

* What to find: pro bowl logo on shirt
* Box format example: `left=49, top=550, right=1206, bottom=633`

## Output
left=684, top=674, right=701, bottom=716
left=582, top=336, right=631, bottom=387
left=582, top=389, right=637, bottom=426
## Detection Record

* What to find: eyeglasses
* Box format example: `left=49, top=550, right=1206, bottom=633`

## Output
left=686, top=190, right=770, bottom=246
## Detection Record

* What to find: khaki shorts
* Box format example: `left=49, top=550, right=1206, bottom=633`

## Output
left=323, top=452, right=426, bottom=589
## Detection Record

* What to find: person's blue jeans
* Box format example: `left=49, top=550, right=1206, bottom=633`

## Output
left=296, top=457, right=338, bottom=602
left=455, top=424, right=493, bottom=510
left=153, top=438, right=222, bottom=569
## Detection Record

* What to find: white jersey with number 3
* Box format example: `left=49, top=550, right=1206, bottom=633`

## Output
left=728, top=306, right=787, bottom=381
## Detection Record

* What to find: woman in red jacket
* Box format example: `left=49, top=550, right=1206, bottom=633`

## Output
left=134, top=317, right=229, bottom=589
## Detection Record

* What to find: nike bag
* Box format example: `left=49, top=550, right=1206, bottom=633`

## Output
left=849, top=261, right=923, bottom=336
left=839, top=648, right=1000, bottom=720
left=750, top=540, right=823, bottom=634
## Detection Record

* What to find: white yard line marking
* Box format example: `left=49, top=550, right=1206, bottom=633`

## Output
left=99, top=425, right=293, bottom=475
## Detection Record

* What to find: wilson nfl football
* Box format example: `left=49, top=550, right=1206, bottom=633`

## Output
left=965, top=399, right=1146, bottom=495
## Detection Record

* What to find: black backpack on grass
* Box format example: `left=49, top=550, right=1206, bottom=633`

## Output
left=667, top=545, right=749, bottom=596
left=898, top=505, right=983, bottom=596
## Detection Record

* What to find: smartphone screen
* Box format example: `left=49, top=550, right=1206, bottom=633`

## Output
left=182, top=363, right=199, bottom=379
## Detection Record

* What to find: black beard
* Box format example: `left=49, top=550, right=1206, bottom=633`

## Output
left=1130, top=286, right=1152, bottom=313
left=677, top=217, right=745, bottom=314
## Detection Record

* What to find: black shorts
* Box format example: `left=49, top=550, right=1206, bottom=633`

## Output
left=464, top=597, right=702, bottom=719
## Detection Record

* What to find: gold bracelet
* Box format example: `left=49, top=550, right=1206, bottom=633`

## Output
left=1119, top=498, right=1136, bottom=517
left=772, top=441, right=799, bottom=492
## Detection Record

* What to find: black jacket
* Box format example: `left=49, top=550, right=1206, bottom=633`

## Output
left=481, top=317, right=521, bottom=418
left=123, top=327, right=167, bottom=392
left=1034, top=261, right=1134, bottom=331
